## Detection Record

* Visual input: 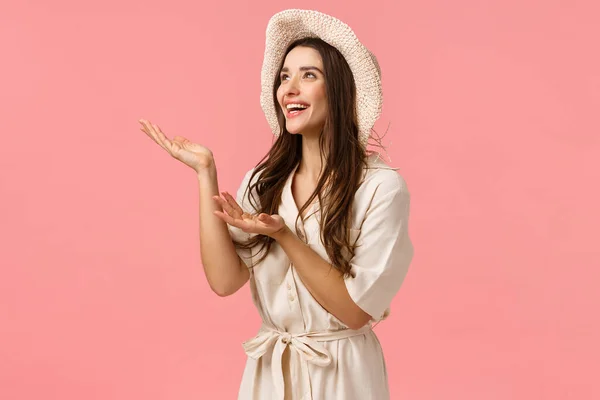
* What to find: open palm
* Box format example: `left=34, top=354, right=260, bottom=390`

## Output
left=213, top=191, right=287, bottom=238
left=139, top=119, right=214, bottom=173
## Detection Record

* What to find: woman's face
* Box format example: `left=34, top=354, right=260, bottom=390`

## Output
left=276, top=46, right=328, bottom=138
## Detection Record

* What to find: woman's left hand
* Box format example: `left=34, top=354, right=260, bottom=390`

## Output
left=213, top=191, right=287, bottom=238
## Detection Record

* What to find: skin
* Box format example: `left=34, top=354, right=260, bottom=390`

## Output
left=276, top=46, right=328, bottom=183
left=137, top=46, right=372, bottom=329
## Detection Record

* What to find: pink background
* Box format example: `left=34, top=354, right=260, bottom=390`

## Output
left=1, top=1, right=598, bottom=399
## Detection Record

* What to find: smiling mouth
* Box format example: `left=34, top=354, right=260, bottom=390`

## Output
left=285, top=106, right=309, bottom=118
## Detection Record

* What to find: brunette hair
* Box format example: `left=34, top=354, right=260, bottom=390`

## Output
left=234, top=37, right=387, bottom=278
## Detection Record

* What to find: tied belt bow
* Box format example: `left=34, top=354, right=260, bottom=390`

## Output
left=242, top=324, right=372, bottom=400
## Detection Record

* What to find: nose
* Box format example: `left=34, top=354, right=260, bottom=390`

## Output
left=282, top=74, right=301, bottom=98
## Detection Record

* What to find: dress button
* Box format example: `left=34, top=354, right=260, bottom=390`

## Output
left=287, top=283, right=292, bottom=290
left=288, top=294, right=295, bottom=302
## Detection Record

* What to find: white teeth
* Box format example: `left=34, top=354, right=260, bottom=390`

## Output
left=286, top=104, right=309, bottom=110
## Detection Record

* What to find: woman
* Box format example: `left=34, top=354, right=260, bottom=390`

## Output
left=139, top=9, right=414, bottom=400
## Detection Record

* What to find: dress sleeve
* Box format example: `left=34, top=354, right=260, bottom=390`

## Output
left=344, top=185, right=414, bottom=321
left=227, top=168, right=259, bottom=268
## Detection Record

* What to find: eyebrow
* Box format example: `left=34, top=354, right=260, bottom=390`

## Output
left=280, top=66, right=323, bottom=75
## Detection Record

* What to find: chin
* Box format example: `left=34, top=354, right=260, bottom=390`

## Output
left=285, top=123, right=303, bottom=134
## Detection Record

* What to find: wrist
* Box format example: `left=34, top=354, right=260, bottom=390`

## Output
left=196, top=162, right=217, bottom=180
left=271, top=225, right=291, bottom=242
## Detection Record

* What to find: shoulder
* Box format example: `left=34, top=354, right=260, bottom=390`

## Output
left=358, top=152, right=410, bottom=198
left=236, top=166, right=264, bottom=212
left=240, top=166, right=256, bottom=184
left=239, top=166, right=263, bottom=189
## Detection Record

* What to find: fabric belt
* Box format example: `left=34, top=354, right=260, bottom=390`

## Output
left=242, top=324, right=372, bottom=400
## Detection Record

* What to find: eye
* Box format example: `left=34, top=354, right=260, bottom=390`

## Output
left=279, top=72, right=317, bottom=81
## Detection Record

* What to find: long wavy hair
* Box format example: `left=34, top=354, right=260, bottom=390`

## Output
left=234, top=37, right=386, bottom=279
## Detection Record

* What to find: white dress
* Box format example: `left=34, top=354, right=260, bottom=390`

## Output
left=227, top=152, right=414, bottom=400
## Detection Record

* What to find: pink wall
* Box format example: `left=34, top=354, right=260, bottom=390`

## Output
left=1, top=1, right=598, bottom=399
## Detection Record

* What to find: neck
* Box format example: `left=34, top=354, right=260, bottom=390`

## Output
left=297, top=135, right=326, bottom=184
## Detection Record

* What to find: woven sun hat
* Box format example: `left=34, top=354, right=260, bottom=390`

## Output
left=260, top=9, right=383, bottom=147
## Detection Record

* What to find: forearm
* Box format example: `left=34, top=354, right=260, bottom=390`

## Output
left=197, top=163, right=248, bottom=296
left=272, top=227, right=371, bottom=329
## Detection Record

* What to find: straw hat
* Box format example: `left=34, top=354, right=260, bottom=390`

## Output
left=260, top=9, right=383, bottom=147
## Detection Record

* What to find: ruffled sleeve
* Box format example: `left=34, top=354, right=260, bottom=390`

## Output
left=344, top=183, right=414, bottom=321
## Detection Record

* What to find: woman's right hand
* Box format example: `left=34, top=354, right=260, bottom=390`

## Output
left=139, top=118, right=214, bottom=173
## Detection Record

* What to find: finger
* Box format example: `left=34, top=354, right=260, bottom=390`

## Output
left=153, top=124, right=171, bottom=144
left=140, top=126, right=168, bottom=153
left=221, top=191, right=244, bottom=216
left=213, top=210, right=251, bottom=230
left=151, top=123, right=175, bottom=152
left=139, top=120, right=157, bottom=140
left=139, top=120, right=156, bottom=141
left=217, top=192, right=243, bottom=219
left=143, top=121, right=170, bottom=150
left=173, top=135, right=190, bottom=144
left=213, top=195, right=241, bottom=219
left=213, top=209, right=234, bottom=224
left=140, top=120, right=169, bottom=153
left=155, top=125, right=188, bottom=161
left=258, top=214, right=269, bottom=221
left=258, top=214, right=277, bottom=225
